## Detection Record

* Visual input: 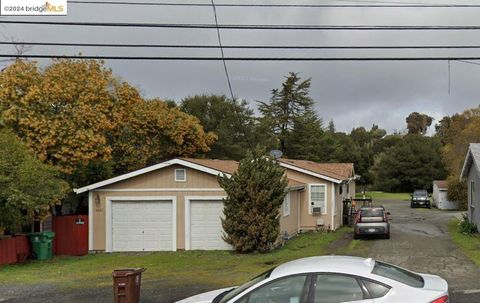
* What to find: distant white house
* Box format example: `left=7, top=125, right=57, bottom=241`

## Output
left=432, top=180, right=458, bottom=210
left=460, top=143, right=480, bottom=229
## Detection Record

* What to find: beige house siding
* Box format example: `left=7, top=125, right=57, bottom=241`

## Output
left=104, top=165, right=221, bottom=190
left=283, top=169, right=337, bottom=231
left=90, top=165, right=308, bottom=251
left=279, top=190, right=301, bottom=237
left=92, top=189, right=225, bottom=251
left=90, top=165, right=226, bottom=251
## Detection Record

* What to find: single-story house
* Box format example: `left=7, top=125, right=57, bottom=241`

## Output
left=461, top=143, right=480, bottom=229
left=74, top=158, right=356, bottom=253
left=432, top=180, right=458, bottom=210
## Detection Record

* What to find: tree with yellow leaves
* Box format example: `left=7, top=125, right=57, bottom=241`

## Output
left=0, top=59, right=216, bottom=177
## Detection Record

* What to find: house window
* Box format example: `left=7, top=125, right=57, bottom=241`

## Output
left=283, top=192, right=291, bottom=217
left=175, top=169, right=186, bottom=182
left=339, top=185, right=343, bottom=195
left=310, top=184, right=326, bottom=214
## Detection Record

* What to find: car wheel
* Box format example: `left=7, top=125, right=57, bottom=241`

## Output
left=385, top=233, right=390, bottom=239
left=353, top=233, right=359, bottom=240
left=426, top=204, right=431, bottom=209
left=411, top=202, right=414, bottom=208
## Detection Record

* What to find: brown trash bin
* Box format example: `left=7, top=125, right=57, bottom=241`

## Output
left=112, top=268, right=146, bottom=303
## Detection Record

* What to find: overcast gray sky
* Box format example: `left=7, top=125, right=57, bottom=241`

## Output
left=1, top=0, right=480, bottom=134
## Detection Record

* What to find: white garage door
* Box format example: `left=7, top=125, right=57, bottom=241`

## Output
left=190, top=200, right=231, bottom=250
left=112, top=201, right=173, bottom=252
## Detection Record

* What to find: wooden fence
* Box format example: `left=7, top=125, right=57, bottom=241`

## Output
left=0, top=235, right=30, bottom=266
left=0, top=215, right=89, bottom=265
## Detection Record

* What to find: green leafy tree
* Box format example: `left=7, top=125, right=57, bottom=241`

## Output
left=372, top=134, right=446, bottom=192
left=406, top=112, right=434, bottom=135
left=349, top=125, right=387, bottom=186
left=0, top=129, right=69, bottom=232
left=284, top=110, right=324, bottom=160
left=180, top=94, right=255, bottom=160
left=218, top=148, right=288, bottom=253
left=439, top=107, right=480, bottom=208
left=258, top=72, right=314, bottom=153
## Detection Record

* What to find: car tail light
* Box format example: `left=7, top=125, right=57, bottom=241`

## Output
left=357, top=212, right=362, bottom=223
left=430, top=295, right=449, bottom=303
left=383, top=213, right=387, bottom=222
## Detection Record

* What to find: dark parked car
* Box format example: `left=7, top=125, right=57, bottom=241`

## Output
left=411, top=189, right=430, bottom=208
left=354, top=207, right=390, bottom=239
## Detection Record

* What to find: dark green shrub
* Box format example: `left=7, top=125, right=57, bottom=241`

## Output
left=459, top=214, right=478, bottom=234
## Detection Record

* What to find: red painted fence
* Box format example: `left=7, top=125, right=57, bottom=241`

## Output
left=0, top=215, right=88, bottom=265
left=53, top=215, right=88, bottom=256
left=0, top=235, right=30, bottom=266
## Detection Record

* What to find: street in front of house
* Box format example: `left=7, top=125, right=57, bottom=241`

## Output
left=1, top=197, right=479, bottom=303
left=367, top=199, right=480, bottom=303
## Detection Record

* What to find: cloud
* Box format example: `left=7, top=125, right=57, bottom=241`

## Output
left=1, top=1, right=479, bottom=134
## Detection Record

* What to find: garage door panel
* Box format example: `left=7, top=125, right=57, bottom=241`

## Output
left=112, top=201, right=173, bottom=252
left=190, top=200, right=231, bottom=250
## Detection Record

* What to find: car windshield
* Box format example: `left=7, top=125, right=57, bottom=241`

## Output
left=413, top=190, right=427, bottom=197
left=372, top=261, right=424, bottom=288
left=361, top=209, right=384, bottom=217
left=217, top=268, right=274, bottom=303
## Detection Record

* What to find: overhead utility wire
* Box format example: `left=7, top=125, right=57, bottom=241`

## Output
left=67, top=1, right=480, bottom=8
left=7, top=41, right=480, bottom=49
left=210, top=0, right=234, bottom=102
left=209, top=0, right=253, bottom=149
left=5, top=54, right=480, bottom=61
left=5, top=20, right=480, bottom=30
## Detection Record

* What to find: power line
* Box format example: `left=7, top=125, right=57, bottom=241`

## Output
left=4, top=54, right=480, bottom=61
left=4, top=20, right=480, bottom=30
left=6, top=41, right=480, bottom=49
left=67, top=0, right=480, bottom=8
left=210, top=0, right=233, bottom=102
left=210, top=0, right=254, bottom=149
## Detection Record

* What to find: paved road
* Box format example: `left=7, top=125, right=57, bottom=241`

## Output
left=368, top=199, right=480, bottom=303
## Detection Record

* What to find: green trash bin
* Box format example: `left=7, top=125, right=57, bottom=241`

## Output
left=29, top=231, right=55, bottom=260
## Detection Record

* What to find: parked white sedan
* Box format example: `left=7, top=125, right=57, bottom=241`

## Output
left=177, top=256, right=448, bottom=303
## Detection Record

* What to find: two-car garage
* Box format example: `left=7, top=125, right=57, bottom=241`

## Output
left=104, top=194, right=230, bottom=252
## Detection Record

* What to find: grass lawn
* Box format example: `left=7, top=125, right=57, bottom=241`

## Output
left=355, top=191, right=410, bottom=201
left=448, top=219, right=480, bottom=267
left=0, top=227, right=351, bottom=289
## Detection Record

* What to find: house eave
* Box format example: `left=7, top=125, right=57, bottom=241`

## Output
left=73, top=158, right=231, bottom=194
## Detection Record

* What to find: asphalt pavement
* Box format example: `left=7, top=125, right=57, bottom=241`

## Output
left=368, top=199, right=480, bottom=303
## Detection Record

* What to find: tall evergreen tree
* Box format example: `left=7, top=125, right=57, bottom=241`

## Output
left=372, top=134, right=446, bottom=192
left=258, top=72, right=314, bottom=153
left=284, top=110, right=324, bottom=160
left=218, top=148, right=288, bottom=253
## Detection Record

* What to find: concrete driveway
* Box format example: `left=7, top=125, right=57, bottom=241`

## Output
left=368, top=199, right=480, bottom=302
